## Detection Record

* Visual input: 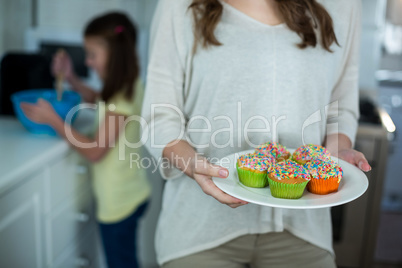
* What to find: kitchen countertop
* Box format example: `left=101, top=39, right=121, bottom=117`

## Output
left=0, top=109, right=95, bottom=195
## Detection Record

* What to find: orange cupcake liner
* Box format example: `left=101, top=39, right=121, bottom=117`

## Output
left=307, top=176, right=340, bottom=195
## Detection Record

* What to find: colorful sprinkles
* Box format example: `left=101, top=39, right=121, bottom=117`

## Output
left=267, top=160, right=311, bottom=181
left=255, top=142, right=289, bottom=159
left=238, top=153, right=274, bottom=172
left=292, top=144, right=331, bottom=162
left=304, top=159, right=343, bottom=183
left=236, top=142, right=344, bottom=196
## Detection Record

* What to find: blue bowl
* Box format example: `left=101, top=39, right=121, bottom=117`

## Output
left=11, top=89, right=82, bottom=135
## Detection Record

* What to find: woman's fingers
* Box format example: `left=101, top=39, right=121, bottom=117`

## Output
left=191, top=156, right=247, bottom=208
left=195, top=174, right=248, bottom=207
left=337, top=149, right=372, bottom=173
left=193, top=157, right=229, bottom=178
left=354, top=151, right=371, bottom=172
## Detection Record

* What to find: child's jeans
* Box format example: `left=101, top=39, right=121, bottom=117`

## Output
left=99, top=201, right=149, bottom=268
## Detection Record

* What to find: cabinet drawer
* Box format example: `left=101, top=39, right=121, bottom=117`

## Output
left=54, top=228, right=100, bottom=268
left=46, top=190, right=96, bottom=265
left=46, top=152, right=91, bottom=212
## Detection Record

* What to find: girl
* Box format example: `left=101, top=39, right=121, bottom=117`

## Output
left=142, top=0, right=371, bottom=267
left=21, top=12, right=150, bottom=268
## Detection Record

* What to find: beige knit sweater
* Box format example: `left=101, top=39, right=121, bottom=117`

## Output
left=141, top=0, right=361, bottom=265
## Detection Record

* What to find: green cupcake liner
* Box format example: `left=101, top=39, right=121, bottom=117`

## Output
left=267, top=177, right=309, bottom=199
left=236, top=164, right=268, bottom=188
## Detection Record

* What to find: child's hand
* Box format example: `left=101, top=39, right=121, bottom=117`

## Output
left=51, top=50, right=74, bottom=80
left=20, top=99, right=61, bottom=125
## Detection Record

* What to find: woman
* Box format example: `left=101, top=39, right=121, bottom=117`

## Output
left=142, top=0, right=370, bottom=267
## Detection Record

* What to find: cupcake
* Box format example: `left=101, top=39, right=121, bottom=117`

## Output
left=255, top=141, right=290, bottom=162
left=267, top=160, right=311, bottom=199
left=255, top=151, right=277, bottom=163
left=304, top=158, right=343, bottom=195
left=291, top=144, right=331, bottom=165
left=236, top=153, right=274, bottom=188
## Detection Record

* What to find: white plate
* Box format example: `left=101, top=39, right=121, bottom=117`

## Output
left=212, top=149, right=369, bottom=209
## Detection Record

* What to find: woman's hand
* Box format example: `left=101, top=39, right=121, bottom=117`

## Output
left=325, top=133, right=372, bottom=172
left=332, top=149, right=371, bottom=172
left=163, top=140, right=248, bottom=208
left=51, top=50, right=75, bottom=81
left=20, top=99, right=61, bottom=125
left=191, top=156, right=249, bottom=208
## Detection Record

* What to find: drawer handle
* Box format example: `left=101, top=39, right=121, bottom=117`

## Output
left=75, top=257, right=91, bottom=267
left=76, top=164, right=88, bottom=175
left=76, top=212, right=90, bottom=223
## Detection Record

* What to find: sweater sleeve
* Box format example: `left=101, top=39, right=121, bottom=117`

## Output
left=141, top=0, right=190, bottom=180
left=326, top=0, right=361, bottom=148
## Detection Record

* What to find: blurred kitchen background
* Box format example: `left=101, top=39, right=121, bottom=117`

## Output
left=0, top=0, right=401, bottom=267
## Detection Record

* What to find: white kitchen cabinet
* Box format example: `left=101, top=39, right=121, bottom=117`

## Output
left=0, top=150, right=102, bottom=268
left=44, top=156, right=96, bottom=266
left=45, top=151, right=91, bottom=213
left=0, top=115, right=105, bottom=268
left=0, top=171, right=45, bottom=268
left=54, top=228, right=101, bottom=268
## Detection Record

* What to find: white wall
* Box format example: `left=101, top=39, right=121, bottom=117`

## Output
left=143, top=0, right=159, bottom=30
left=37, top=0, right=143, bottom=31
left=134, top=2, right=162, bottom=267
left=0, top=0, right=4, bottom=56
left=0, top=0, right=154, bottom=62
left=0, top=0, right=32, bottom=56
left=34, top=0, right=155, bottom=83
left=359, top=0, right=387, bottom=90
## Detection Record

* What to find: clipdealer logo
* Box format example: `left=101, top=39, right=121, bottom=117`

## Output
left=63, top=100, right=339, bottom=173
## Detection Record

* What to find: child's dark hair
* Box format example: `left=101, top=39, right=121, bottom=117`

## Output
left=84, top=12, right=139, bottom=102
